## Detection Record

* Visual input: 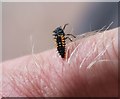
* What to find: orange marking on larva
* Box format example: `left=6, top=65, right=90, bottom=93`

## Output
left=53, top=24, right=76, bottom=58
left=61, top=35, right=64, bottom=40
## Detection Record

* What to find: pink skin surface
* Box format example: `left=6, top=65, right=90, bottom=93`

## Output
left=1, top=27, right=118, bottom=97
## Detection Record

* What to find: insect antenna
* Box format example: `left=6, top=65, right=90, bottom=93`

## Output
left=63, top=23, right=69, bottom=31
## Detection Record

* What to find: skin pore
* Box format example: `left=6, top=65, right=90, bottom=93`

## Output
left=1, top=27, right=118, bottom=97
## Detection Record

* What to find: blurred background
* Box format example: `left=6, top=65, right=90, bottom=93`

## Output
left=2, top=2, right=118, bottom=62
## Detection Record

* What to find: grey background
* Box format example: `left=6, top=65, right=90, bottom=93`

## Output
left=2, top=2, right=118, bottom=62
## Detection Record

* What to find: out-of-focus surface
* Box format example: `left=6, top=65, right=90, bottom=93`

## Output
left=75, top=2, right=118, bottom=35
left=2, top=2, right=118, bottom=62
left=3, top=3, right=82, bottom=61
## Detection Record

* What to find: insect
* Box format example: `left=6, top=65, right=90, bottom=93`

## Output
left=53, top=24, right=76, bottom=58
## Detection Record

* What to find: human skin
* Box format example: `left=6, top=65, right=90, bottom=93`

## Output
left=1, top=27, right=118, bottom=97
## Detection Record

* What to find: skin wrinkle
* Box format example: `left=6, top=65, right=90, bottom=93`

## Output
left=79, top=24, right=112, bottom=69
left=69, top=63, right=90, bottom=96
left=72, top=36, right=94, bottom=69
left=44, top=54, right=65, bottom=96
left=102, top=36, right=112, bottom=61
left=95, top=22, right=114, bottom=61
left=45, top=58, right=66, bottom=96
left=66, top=39, right=100, bottom=95
left=22, top=71, right=36, bottom=96
left=19, top=73, right=38, bottom=97
left=102, top=35, right=116, bottom=60
left=20, top=58, right=40, bottom=96
left=112, top=39, right=118, bottom=58
left=24, top=63, right=43, bottom=96
left=68, top=24, right=107, bottom=68
left=2, top=27, right=118, bottom=97
left=9, top=62, right=34, bottom=97
left=87, top=62, right=117, bottom=96
left=29, top=55, right=46, bottom=96
left=87, top=43, right=106, bottom=69
left=10, top=73, right=32, bottom=97
left=67, top=40, right=83, bottom=64
left=77, top=40, right=90, bottom=68
left=102, top=29, right=114, bottom=60
left=24, top=56, right=43, bottom=96
left=56, top=57, right=80, bottom=96
left=2, top=81, right=12, bottom=97
left=3, top=57, right=31, bottom=97
left=31, top=49, right=56, bottom=97
left=2, top=74, right=16, bottom=97
left=15, top=62, right=37, bottom=96
left=64, top=64, right=82, bottom=96
left=79, top=41, right=96, bottom=68
left=87, top=38, right=116, bottom=69
left=86, top=27, right=117, bottom=69
left=112, top=32, right=118, bottom=58
left=4, top=54, right=42, bottom=96
left=32, top=55, right=55, bottom=96
left=23, top=57, right=42, bottom=96
left=56, top=26, right=116, bottom=95
left=69, top=63, right=82, bottom=95
left=37, top=51, right=68, bottom=96
left=49, top=50, right=79, bottom=96
left=66, top=37, right=79, bottom=60
left=9, top=75, right=24, bottom=97
left=39, top=39, right=87, bottom=96
left=60, top=27, right=117, bottom=96
left=66, top=57, right=81, bottom=95
left=9, top=55, right=48, bottom=96
left=86, top=62, right=117, bottom=96
left=49, top=61, right=70, bottom=95
left=64, top=62, right=80, bottom=95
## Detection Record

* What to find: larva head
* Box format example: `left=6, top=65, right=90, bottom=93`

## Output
left=53, top=26, right=64, bottom=36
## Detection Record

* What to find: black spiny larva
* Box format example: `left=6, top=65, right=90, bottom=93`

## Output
left=53, top=24, right=76, bottom=58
